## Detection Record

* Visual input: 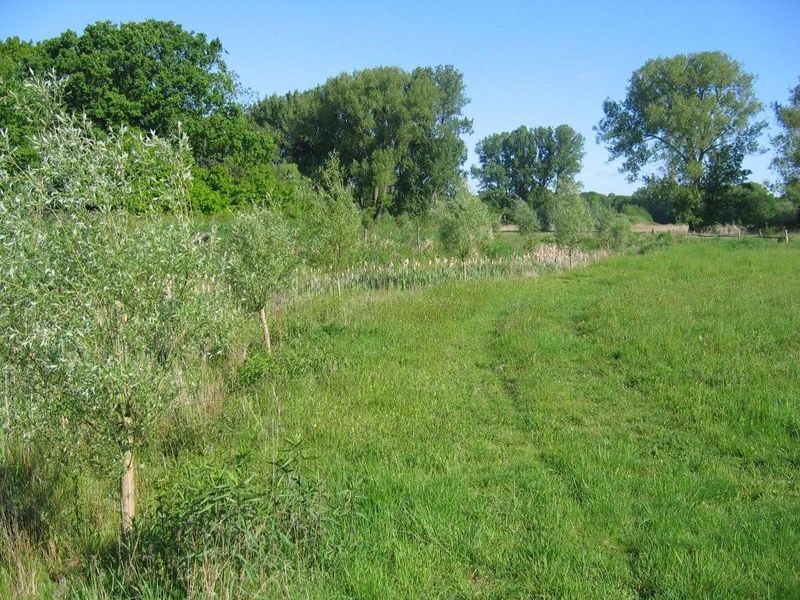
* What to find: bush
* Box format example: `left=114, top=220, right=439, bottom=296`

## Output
left=549, top=182, right=594, bottom=263
left=620, top=204, right=653, bottom=223
left=597, top=211, right=630, bottom=249
left=437, top=185, right=495, bottom=261
left=510, top=198, right=541, bottom=233
left=236, top=349, right=272, bottom=389
left=303, top=154, right=363, bottom=283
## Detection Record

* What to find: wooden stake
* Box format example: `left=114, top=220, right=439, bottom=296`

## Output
left=258, top=306, right=272, bottom=353
left=120, top=448, right=135, bottom=535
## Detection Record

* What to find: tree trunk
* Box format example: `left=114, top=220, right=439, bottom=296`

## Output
left=336, top=276, right=342, bottom=296
left=462, top=261, right=467, bottom=281
left=258, top=306, right=272, bottom=353
left=120, top=448, right=135, bottom=535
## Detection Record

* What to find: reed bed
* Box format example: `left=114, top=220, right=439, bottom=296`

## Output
left=289, top=243, right=608, bottom=297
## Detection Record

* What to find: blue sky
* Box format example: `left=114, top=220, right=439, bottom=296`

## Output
left=2, top=0, right=799, bottom=194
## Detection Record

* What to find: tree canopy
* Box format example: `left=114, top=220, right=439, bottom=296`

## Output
left=472, top=125, right=584, bottom=212
left=1, top=21, right=274, bottom=168
left=772, top=78, right=800, bottom=189
left=251, top=65, right=472, bottom=218
left=596, top=51, right=764, bottom=226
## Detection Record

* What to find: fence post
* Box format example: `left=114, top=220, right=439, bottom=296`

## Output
left=786, top=229, right=790, bottom=243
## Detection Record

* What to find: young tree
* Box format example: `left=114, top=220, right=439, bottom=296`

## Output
left=437, top=185, right=494, bottom=279
left=510, top=198, right=541, bottom=234
left=251, top=65, right=472, bottom=217
left=0, top=75, right=217, bottom=535
left=226, top=208, right=296, bottom=351
left=304, top=154, right=363, bottom=294
left=549, top=182, right=594, bottom=267
left=596, top=51, right=764, bottom=227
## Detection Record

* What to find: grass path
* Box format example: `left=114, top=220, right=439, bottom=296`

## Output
left=265, top=239, right=799, bottom=598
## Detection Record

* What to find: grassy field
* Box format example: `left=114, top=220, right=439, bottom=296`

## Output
left=266, top=238, right=799, bottom=597
left=2, top=238, right=799, bottom=598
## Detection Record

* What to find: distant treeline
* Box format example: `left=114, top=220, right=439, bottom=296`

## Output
left=1, top=20, right=798, bottom=229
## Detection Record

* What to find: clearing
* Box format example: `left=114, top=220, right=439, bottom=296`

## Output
left=258, top=238, right=800, bottom=597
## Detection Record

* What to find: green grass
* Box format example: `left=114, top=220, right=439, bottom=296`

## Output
left=2, top=238, right=798, bottom=597
left=269, top=238, right=799, bottom=597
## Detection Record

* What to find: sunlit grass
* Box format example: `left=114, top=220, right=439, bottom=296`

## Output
left=2, top=238, right=797, bottom=597
left=270, top=238, right=799, bottom=597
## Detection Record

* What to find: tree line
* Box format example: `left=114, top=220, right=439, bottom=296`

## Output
left=1, top=20, right=799, bottom=230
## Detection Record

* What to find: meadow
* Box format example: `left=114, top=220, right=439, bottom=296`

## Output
left=5, top=237, right=796, bottom=598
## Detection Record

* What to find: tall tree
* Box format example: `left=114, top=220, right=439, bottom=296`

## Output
left=472, top=125, right=584, bottom=213
left=595, top=51, right=764, bottom=226
left=0, top=37, right=49, bottom=167
left=772, top=79, right=800, bottom=189
left=251, top=65, right=472, bottom=218
left=39, top=21, right=234, bottom=133
left=20, top=20, right=272, bottom=167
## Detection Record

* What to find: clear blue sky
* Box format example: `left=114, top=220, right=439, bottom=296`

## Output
left=2, top=0, right=799, bottom=194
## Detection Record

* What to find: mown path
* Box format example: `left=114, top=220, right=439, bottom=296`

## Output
left=272, top=239, right=800, bottom=598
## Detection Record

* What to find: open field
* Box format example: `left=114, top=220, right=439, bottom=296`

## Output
left=261, top=238, right=800, bottom=596
left=2, top=238, right=799, bottom=597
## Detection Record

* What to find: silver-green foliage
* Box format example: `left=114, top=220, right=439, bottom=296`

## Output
left=0, top=75, right=220, bottom=474
left=437, top=186, right=495, bottom=260
left=510, top=198, right=541, bottom=234
left=226, top=208, right=296, bottom=314
left=305, top=154, right=362, bottom=273
left=596, top=209, right=630, bottom=249
left=550, top=182, right=594, bottom=255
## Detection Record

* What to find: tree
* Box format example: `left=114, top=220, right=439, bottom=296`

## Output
left=630, top=178, right=681, bottom=224
left=772, top=79, right=800, bottom=187
left=722, top=182, right=795, bottom=229
left=226, top=209, right=296, bottom=352
left=596, top=51, right=765, bottom=227
left=510, top=198, right=541, bottom=233
left=472, top=125, right=584, bottom=213
left=549, top=182, right=594, bottom=267
left=3, top=20, right=280, bottom=170
left=304, top=154, right=363, bottom=294
left=0, top=37, right=49, bottom=168
left=437, top=184, right=494, bottom=278
left=251, top=65, right=472, bottom=218
left=0, top=75, right=218, bottom=535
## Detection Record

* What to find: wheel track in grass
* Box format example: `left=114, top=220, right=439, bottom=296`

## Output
left=273, top=239, right=800, bottom=597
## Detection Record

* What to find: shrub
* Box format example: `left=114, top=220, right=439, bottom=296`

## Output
left=510, top=198, right=541, bottom=233
left=597, top=210, right=630, bottom=249
left=621, top=204, right=654, bottom=223
left=437, top=185, right=495, bottom=273
left=303, top=154, right=363, bottom=293
left=549, top=181, right=594, bottom=265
